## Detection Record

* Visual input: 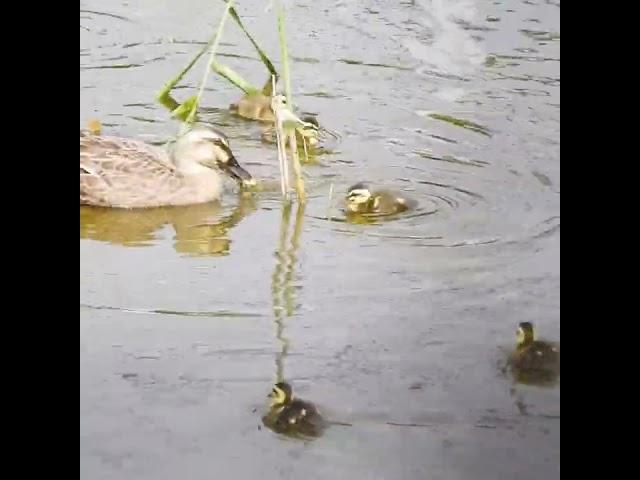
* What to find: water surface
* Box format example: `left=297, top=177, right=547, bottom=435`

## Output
left=80, top=1, right=560, bottom=479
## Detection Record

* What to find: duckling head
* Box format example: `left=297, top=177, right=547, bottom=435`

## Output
left=346, top=183, right=373, bottom=213
left=516, top=322, right=535, bottom=347
left=268, top=382, right=293, bottom=407
left=172, top=126, right=256, bottom=187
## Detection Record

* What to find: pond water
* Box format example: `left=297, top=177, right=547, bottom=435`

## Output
left=80, top=1, right=560, bottom=479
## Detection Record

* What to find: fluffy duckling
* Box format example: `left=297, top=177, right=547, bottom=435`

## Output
left=232, top=93, right=335, bottom=150
left=509, top=322, right=560, bottom=374
left=345, top=183, right=417, bottom=216
left=262, top=382, right=325, bottom=438
left=230, top=93, right=275, bottom=122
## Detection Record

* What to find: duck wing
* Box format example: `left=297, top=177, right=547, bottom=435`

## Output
left=80, top=134, right=181, bottom=208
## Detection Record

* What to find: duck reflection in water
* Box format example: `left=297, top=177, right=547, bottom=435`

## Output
left=80, top=192, right=257, bottom=257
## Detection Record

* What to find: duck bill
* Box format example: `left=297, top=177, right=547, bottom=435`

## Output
left=221, top=156, right=255, bottom=187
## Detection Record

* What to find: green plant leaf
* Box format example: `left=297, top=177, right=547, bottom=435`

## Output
left=224, top=1, right=278, bottom=78
left=171, top=96, right=198, bottom=122
left=211, top=60, right=260, bottom=95
left=156, top=40, right=212, bottom=102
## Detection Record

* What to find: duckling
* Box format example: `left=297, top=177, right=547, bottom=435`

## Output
left=232, top=92, right=337, bottom=152
left=231, top=92, right=317, bottom=150
left=262, top=382, right=325, bottom=438
left=80, top=125, right=255, bottom=209
left=509, top=322, right=560, bottom=373
left=229, top=93, right=275, bottom=122
left=345, top=183, right=417, bottom=216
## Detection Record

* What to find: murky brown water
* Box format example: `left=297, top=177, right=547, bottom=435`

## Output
left=81, top=1, right=560, bottom=479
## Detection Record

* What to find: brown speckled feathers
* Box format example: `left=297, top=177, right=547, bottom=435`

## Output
left=80, top=131, right=219, bottom=209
